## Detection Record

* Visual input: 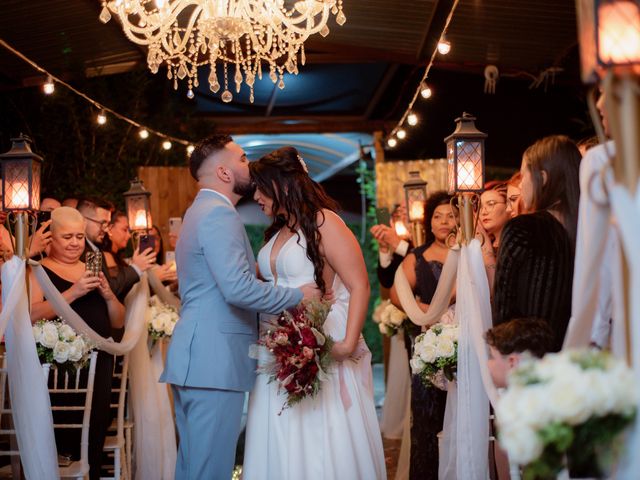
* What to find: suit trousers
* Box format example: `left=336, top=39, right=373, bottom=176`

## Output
left=172, top=385, right=245, bottom=480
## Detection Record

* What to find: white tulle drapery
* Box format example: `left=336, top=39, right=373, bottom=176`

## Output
left=380, top=334, right=410, bottom=440
left=1, top=257, right=59, bottom=479
left=28, top=262, right=177, bottom=478
left=393, top=240, right=497, bottom=480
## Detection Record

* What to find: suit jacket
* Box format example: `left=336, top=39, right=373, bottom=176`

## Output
left=160, top=189, right=303, bottom=392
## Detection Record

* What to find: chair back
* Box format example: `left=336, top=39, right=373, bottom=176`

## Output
left=111, top=355, right=129, bottom=440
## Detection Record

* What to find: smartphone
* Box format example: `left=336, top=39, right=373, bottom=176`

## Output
left=36, top=210, right=51, bottom=230
left=138, top=234, right=156, bottom=254
left=169, top=217, right=182, bottom=236
left=375, top=207, right=391, bottom=226
left=165, top=251, right=175, bottom=264
left=85, top=251, right=103, bottom=276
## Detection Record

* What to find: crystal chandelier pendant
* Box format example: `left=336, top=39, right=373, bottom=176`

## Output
left=101, top=0, right=347, bottom=103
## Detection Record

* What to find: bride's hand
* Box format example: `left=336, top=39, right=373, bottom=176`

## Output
left=331, top=341, right=354, bottom=362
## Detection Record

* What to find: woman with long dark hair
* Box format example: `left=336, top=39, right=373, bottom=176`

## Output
left=243, top=146, right=386, bottom=480
left=493, top=135, right=581, bottom=351
left=389, top=190, right=457, bottom=480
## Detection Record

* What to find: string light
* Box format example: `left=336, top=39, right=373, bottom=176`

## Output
left=139, top=128, right=150, bottom=139
left=186, top=145, right=195, bottom=156
left=0, top=38, right=192, bottom=147
left=385, top=0, right=460, bottom=148
left=437, top=36, right=452, bottom=55
left=387, top=138, right=398, bottom=148
left=162, top=140, right=172, bottom=150
left=43, top=76, right=55, bottom=95
left=397, top=129, right=407, bottom=139
left=420, top=82, right=432, bottom=99
left=97, top=110, right=107, bottom=125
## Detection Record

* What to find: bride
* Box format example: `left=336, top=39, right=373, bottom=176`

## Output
left=243, top=147, right=387, bottom=480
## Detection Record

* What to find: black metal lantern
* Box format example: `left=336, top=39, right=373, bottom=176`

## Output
left=576, top=0, right=640, bottom=83
left=123, top=178, right=152, bottom=232
left=403, top=171, right=428, bottom=223
left=0, top=135, right=42, bottom=211
left=444, top=113, right=487, bottom=194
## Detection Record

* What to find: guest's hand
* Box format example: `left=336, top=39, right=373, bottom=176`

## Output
left=96, top=272, right=117, bottom=301
left=168, top=232, right=178, bottom=249
left=29, top=220, right=52, bottom=257
left=153, top=263, right=178, bottom=283
left=299, top=283, right=322, bottom=301
left=370, top=224, right=401, bottom=252
left=70, top=271, right=101, bottom=299
left=132, top=247, right=156, bottom=272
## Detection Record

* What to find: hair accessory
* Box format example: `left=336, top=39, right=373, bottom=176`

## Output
left=297, top=154, right=309, bottom=173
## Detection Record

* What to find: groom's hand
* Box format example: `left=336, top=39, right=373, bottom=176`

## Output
left=299, top=283, right=322, bottom=301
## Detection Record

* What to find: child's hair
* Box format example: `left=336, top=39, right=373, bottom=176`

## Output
left=485, top=318, right=554, bottom=358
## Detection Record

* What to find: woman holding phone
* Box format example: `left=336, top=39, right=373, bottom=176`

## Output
left=29, top=206, right=124, bottom=479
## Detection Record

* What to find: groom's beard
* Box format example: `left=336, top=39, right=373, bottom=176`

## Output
left=233, top=178, right=255, bottom=197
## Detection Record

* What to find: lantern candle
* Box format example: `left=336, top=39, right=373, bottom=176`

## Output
left=598, top=1, right=640, bottom=64
left=9, top=188, right=30, bottom=210
left=409, top=201, right=425, bottom=222
left=134, top=210, right=148, bottom=230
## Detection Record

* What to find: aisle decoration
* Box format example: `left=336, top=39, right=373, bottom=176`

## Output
left=259, top=300, right=333, bottom=412
left=33, top=318, right=95, bottom=370
left=410, top=322, right=459, bottom=389
left=496, top=349, right=637, bottom=479
left=372, top=299, right=408, bottom=337
left=148, top=295, right=179, bottom=341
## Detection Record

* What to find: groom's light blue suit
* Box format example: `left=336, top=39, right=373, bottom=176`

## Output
left=160, top=189, right=302, bottom=479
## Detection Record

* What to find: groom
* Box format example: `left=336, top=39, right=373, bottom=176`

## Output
left=161, top=134, right=319, bottom=479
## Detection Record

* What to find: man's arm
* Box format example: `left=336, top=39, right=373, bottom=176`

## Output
left=199, top=206, right=302, bottom=313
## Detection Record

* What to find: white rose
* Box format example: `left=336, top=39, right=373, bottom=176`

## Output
left=152, top=312, right=171, bottom=333
left=67, top=337, right=85, bottom=362
left=40, top=323, right=59, bottom=349
left=164, top=319, right=176, bottom=336
left=58, top=324, right=76, bottom=342
left=389, top=308, right=406, bottom=326
left=497, top=386, right=550, bottom=431
left=546, top=374, right=593, bottom=425
left=435, top=338, right=455, bottom=358
left=32, top=324, right=44, bottom=344
left=380, top=305, right=392, bottom=325
left=372, top=300, right=389, bottom=324
left=419, top=344, right=437, bottom=364
left=499, top=424, right=543, bottom=465
left=410, top=357, right=426, bottom=374
left=53, top=341, right=70, bottom=364
left=378, top=323, right=388, bottom=335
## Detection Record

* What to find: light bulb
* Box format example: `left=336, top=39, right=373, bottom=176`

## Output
left=420, top=82, right=432, bottom=99
left=397, top=129, right=406, bottom=139
left=437, top=37, right=451, bottom=55
left=187, top=145, right=195, bottom=156
left=97, top=110, right=107, bottom=125
left=43, top=76, right=55, bottom=95
left=407, top=113, right=418, bottom=126
left=387, top=138, right=397, bottom=148
left=139, top=129, right=149, bottom=139
left=162, top=140, right=172, bottom=150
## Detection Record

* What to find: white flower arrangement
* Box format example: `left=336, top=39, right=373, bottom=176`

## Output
left=496, top=349, right=637, bottom=478
left=33, top=318, right=95, bottom=370
left=148, top=295, right=179, bottom=340
left=371, top=299, right=407, bottom=337
left=410, top=322, right=459, bottom=390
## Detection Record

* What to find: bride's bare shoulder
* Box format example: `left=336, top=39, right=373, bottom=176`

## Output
left=315, top=209, right=344, bottom=228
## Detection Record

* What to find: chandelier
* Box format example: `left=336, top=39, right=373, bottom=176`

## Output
left=99, top=0, right=346, bottom=103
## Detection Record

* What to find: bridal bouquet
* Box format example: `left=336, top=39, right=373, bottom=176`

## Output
left=372, top=299, right=407, bottom=337
left=259, top=300, right=333, bottom=412
left=496, top=349, right=637, bottom=479
left=410, top=322, right=459, bottom=390
left=148, top=295, right=179, bottom=340
left=33, top=318, right=95, bottom=371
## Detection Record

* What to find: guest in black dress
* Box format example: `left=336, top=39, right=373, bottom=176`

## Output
left=30, top=206, right=125, bottom=480
left=390, top=191, right=457, bottom=480
left=493, top=135, right=580, bottom=351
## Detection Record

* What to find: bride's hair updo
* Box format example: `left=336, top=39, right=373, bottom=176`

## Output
left=250, top=146, right=340, bottom=294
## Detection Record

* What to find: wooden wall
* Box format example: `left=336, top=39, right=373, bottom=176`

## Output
left=375, top=159, right=448, bottom=210
left=137, top=166, right=199, bottom=250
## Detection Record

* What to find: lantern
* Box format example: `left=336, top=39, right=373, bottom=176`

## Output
left=0, top=135, right=42, bottom=211
left=576, top=0, right=640, bottom=83
left=444, top=113, right=487, bottom=194
left=403, top=171, right=428, bottom=223
left=123, top=178, right=152, bottom=232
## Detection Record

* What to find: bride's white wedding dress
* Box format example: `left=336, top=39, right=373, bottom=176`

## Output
left=243, top=230, right=387, bottom=480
